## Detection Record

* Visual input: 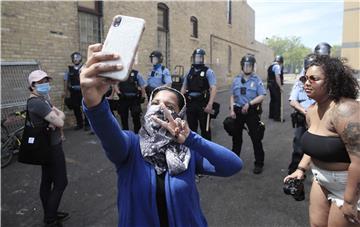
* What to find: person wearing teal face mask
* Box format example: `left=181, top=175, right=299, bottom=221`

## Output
left=27, top=70, right=69, bottom=227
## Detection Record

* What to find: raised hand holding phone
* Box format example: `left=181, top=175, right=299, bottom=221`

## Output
left=80, top=44, right=122, bottom=108
left=99, top=15, right=145, bottom=81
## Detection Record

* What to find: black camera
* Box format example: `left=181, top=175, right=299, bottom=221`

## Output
left=240, top=87, right=246, bottom=95
left=283, top=178, right=305, bottom=201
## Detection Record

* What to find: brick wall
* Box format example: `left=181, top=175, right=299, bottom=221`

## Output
left=1, top=1, right=274, bottom=125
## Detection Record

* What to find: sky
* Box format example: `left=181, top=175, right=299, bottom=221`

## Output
left=247, top=0, right=344, bottom=49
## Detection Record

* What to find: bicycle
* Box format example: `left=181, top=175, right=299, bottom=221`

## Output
left=1, top=110, right=26, bottom=168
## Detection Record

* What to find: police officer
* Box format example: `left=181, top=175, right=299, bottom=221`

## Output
left=181, top=48, right=217, bottom=141
left=64, top=52, right=90, bottom=130
left=267, top=55, right=284, bottom=122
left=230, top=54, right=266, bottom=174
left=297, top=42, right=332, bottom=78
left=145, top=51, right=172, bottom=100
left=116, top=69, right=146, bottom=133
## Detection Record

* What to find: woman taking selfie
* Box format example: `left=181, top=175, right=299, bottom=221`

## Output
left=80, top=43, right=243, bottom=227
left=284, top=54, right=360, bottom=226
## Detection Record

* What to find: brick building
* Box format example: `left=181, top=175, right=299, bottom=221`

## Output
left=341, top=0, right=360, bottom=74
left=1, top=1, right=273, bottom=123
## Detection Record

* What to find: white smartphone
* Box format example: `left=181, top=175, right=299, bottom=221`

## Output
left=100, top=15, right=145, bottom=81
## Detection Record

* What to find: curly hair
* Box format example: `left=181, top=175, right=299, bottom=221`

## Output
left=305, top=54, right=359, bottom=101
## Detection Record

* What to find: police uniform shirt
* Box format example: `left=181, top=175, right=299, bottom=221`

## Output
left=122, top=72, right=146, bottom=96
left=232, top=74, right=266, bottom=107
left=182, top=68, right=216, bottom=97
left=147, top=64, right=172, bottom=88
left=289, top=80, right=315, bottom=110
left=272, top=64, right=281, bottom=76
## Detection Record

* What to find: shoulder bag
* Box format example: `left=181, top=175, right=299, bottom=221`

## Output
left=18, top=99, right=51, bottom=165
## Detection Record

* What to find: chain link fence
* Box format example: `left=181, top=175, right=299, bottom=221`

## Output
left=1, top=61, right=40, bottom=133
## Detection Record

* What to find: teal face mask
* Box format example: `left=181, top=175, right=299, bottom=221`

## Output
left=35, top=83, right=51, bottom=96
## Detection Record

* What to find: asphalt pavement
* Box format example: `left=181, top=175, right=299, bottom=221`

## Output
left=1, top=74, right=311, bottom=227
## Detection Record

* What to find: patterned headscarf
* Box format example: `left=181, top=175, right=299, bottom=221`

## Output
left=139, top=86, right=190, bottom=175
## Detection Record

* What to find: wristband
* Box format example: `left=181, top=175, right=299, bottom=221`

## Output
left=248, top=102, right=252, bottom=107
left=297, top=166, right=306, bottom=173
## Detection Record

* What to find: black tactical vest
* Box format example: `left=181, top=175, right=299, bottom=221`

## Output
left=118, top=70, right=139, bottom=94
left=187, top=65, right=210, bottom=93
left=68, top=65, right=81, bottom=87
left=267, top=63, right=284, bottom=85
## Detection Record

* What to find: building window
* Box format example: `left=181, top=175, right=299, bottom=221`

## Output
left=190, top=16, right=198, bottom=38
left=78, top=1, right=103, bottom=59
left=157, top=3, right=169, bottom=66
left=157, top=3, right=169, bottom=32
left=227, top=0, right=232, bottom=24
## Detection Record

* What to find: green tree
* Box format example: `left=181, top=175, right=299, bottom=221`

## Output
left=331, top=44, right=341, bottom=57
left=264, top=36, right=311, bottom=73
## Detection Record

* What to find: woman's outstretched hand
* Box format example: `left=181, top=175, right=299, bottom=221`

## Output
left=80, top=43, right=122, bottom=108
left=152, top=104, right=190, bottom=144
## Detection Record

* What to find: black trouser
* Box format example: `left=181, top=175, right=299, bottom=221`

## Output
left=70, top=90, right=89, bottom=127
left=288, top=126, right=306, bottom=174
left=117, top=97, right=142, bottom=133
left=186, top=97, right=211, bottom=141
left=232, top=106, right=264, bottom=167
left=40, top=143, right=68, bottom=222
left=288, top=114, right=307, bottom=173
left=268, top=81, right=281, bottom=120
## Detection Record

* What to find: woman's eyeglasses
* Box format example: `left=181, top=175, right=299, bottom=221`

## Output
left=305, top=75, right=322, bottom=83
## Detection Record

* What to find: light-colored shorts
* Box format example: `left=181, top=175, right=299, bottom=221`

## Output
left=311, top=165, right=360, bottom=210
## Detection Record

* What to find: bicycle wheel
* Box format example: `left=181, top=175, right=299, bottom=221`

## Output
left=1, top=137, right=14, bottom=168
left=13, top=129, right=24, bottom=153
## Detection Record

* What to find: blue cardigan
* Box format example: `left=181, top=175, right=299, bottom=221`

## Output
left=83, top=99, right=243, bottom=227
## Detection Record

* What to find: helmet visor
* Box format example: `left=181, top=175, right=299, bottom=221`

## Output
left=151, top=57, right=159, bottom=65
left=72, top=54, right=82, bottom=64
left=194, top=54, right=204, bottom=65
left=316, top=48, right=330, bottom=56
left=243, top=62, right=254, bottom=74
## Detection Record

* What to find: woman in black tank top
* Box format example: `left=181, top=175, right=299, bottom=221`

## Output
left=283, top=54, right=360, bottom=226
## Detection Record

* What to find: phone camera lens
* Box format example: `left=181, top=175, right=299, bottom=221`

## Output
left=113, top=16, right=122, bottom=27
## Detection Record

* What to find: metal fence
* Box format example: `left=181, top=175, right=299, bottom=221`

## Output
left=1, top=61, right=40, bottom=133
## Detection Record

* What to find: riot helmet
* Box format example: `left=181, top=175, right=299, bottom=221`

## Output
left=71, top=52, right=82, bottom=65
left=149, top=51, right=163, bottom=65
left=192, top=48, right=206, bottom=65
left=314, top=42, right=331, bottom=56
left=241, top=54, right=256, bottom=75
left=303, top=54, right=317, bottom=69
left=275, top=55, right=284, bottom=64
